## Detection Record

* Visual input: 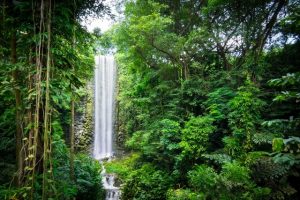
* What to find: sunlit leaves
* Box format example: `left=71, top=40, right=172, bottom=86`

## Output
left=228, top=79, right=265, bottom=150
left=167, top=189, right=203, bottom=200
left=180, top=116, right=215, bottom=159
left=272, top=138, right=285, bottom=152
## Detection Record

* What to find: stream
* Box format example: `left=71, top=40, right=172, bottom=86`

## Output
left=101, top=165, right=121, bottom=200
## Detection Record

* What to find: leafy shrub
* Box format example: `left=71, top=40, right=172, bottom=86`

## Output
left=75, top=154, right=105, bottom=200
left=188, top=165, right=218, bottom=193
left=205, top=87, right=234, bottom=121
left=228, top=79, right=265, bottom=151
left=167, top=189, right=204, bottom=200
left=184, top=162, right=270, bottom=200
left=220, top=162, right=251, bottom=186
left=52, top=128, right=105, bottom=200
left=180, top=116, right=215, bottom=160
left=126, top=119, right=181, bottom=168
left=122, top=164, right=173, bottom=200
left=218, top=162, right=271, bottom=200
left=105, top=153, right=139, bottom=180
left=223, top=136, right=243, bottom=157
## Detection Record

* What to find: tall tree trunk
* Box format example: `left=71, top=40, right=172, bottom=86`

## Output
left=11, top=29, right=24, bottom=187
left=69, top=10, right=76, bottom=186
left=70, top=97, right=75, bottom=182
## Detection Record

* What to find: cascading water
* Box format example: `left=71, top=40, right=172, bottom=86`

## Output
left=101, top=166, right=121, bottom=200
left=94, top=55, right=120, bottom=200
left=94, top=55, right=116, bottom=160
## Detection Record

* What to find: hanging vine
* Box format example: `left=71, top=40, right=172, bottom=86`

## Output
left=22, top=0, right=54, bottom=199
left=42, top=0, right=52, bottom=199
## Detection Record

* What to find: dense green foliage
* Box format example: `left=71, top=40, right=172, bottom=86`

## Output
left=1, top=0, right=300, bottom=199
left=0, top=0, right=106, bottom=199
left=104, top=0, right=300, bottom=199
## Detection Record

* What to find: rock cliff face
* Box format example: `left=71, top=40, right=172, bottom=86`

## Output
left=114, top=87, right=126, bottom=157
left=74, top=81, right=94, bottom=153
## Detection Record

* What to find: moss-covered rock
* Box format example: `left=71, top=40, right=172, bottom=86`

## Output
left=75, top=81, right=94, bottom=153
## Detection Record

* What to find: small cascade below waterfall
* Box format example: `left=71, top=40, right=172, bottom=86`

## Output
left=101, top=166, right=121, bottom=200
left=94, top=55, right=120, bottom=199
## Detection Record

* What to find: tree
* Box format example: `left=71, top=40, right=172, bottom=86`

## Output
left=0, top=0, right=107, bottom=199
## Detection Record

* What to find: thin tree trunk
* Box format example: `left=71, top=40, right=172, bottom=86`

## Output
left=69, top=9, right=76, bottom=185
left=30, top=0, right=45, bottom=198
left=11, top=29, right=23, bottom=187
left=42, top=0, right=52, bottom=198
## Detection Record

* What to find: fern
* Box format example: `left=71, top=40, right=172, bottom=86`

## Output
left=253, top=133, right=276, bottom=145
left=280, top=185, right=297, bottom=197
left=202, top=153, right=232, bottom=164
left=271, top=136, right=300, bottom=167
left=245, top=151, right=269, bottom=165
left=272, top=153, right=300, bottom=167
left=250, top=158, right=289, bottom=182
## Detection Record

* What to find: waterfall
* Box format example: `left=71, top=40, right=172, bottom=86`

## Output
left=94, top=55, right=120, bottom=200
left=94, top=55, right=116, bottom=160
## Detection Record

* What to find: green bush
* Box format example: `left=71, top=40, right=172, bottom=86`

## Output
left=75, top=154, right=105, bottom=200
left=185, top=162, right=271, bottom=200
left=126, top=119, right=181, bottom=168
left=188, top=165, right=218, bottom=193
left=52, top=130, right=105, bottom=200
left=228, top=79, right=265, bottom=151
left=167, top=189, right=204, bottom=200
left=180, top=116, right=215, bottom=160
left=105, top=153, right=139, bottom=180
left=217, top=162, right=271, bottom=200
left=122, top=164, right=173, bottom=200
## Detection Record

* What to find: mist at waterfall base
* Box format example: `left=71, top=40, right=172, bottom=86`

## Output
left=93, top=55, right=120, bottom=200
